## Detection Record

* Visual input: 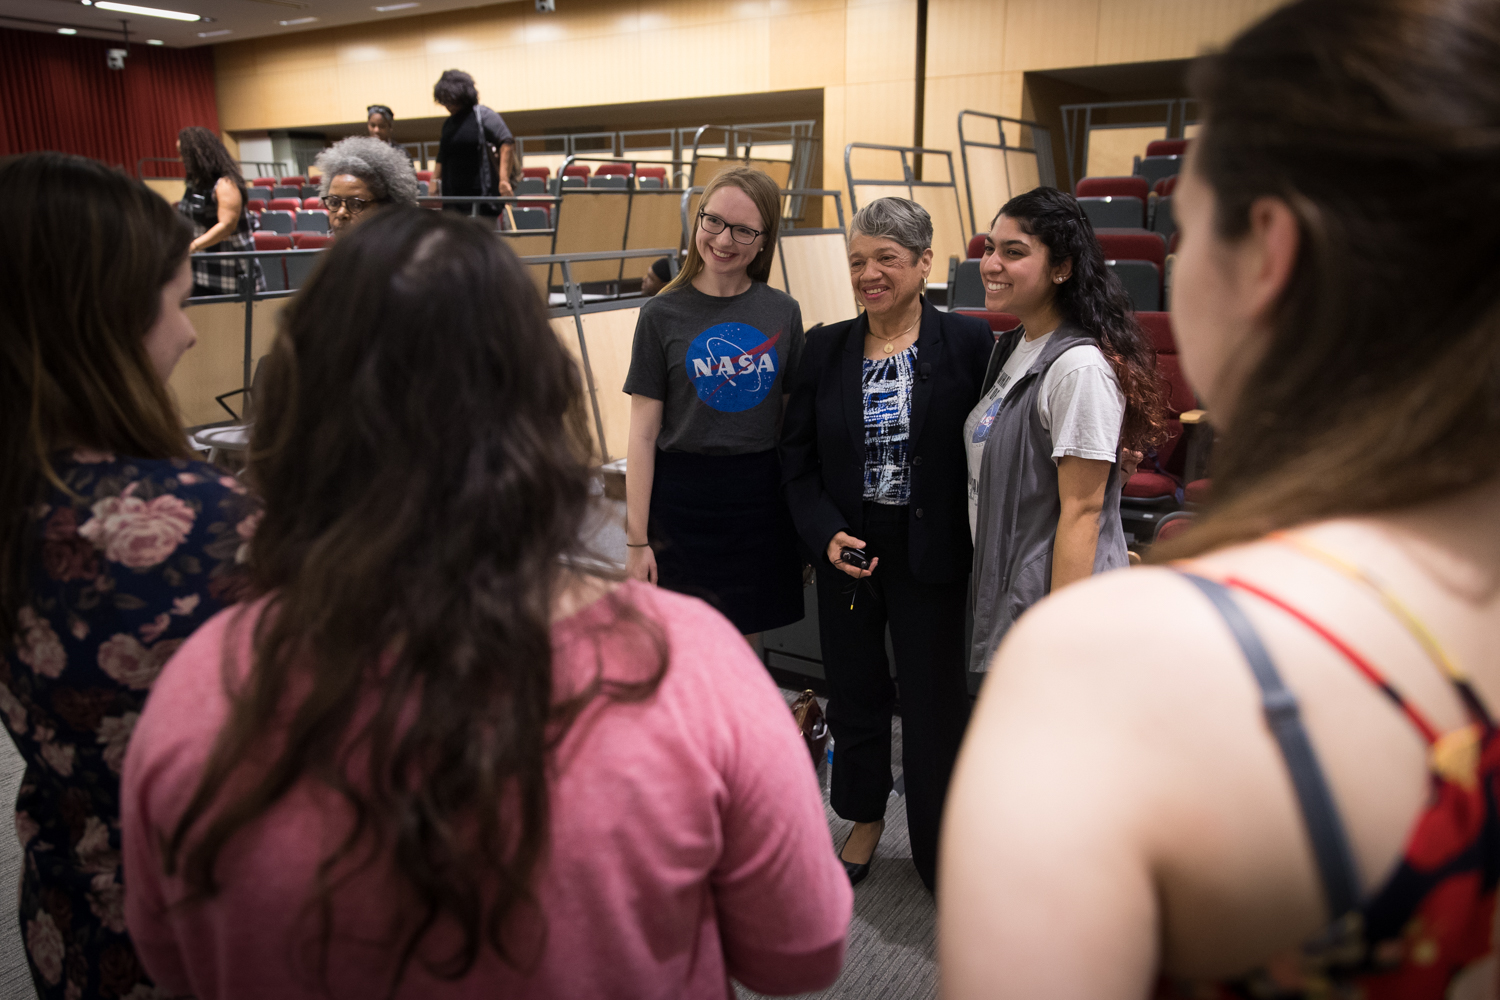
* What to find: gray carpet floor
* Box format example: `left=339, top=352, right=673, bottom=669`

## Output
left=0, top=733, right=34, bottom=1000
left=738, top=697, right=937, bottom=1000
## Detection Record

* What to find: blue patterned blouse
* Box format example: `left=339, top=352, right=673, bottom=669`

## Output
left=861, top=345, right=918, bottom=504
left=2, top=450, right=258, bottom=999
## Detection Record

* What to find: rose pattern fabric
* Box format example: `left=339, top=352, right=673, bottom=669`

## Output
left=3, top=453, right=257, bottom=999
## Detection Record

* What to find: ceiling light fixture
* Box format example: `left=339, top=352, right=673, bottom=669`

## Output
left=277, top=15, right=317, bottom=23
left=146, top=37, right=163, bottom=43
left=93, top=1, right=200, bottom=21
left=372, top=3, right=418, bottom=11
left=197, top=27, right=230, bottom=35
left=58, top=27, right=78, bottom=33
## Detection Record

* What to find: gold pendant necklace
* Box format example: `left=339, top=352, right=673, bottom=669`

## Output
left=874, top=313, right=920, bottom=356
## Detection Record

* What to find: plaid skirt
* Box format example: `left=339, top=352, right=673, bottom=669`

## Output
left=190, top=227, right=265, bottom=296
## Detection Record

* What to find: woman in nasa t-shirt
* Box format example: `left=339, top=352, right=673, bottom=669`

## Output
left=622, top=167, right=805, bottom=639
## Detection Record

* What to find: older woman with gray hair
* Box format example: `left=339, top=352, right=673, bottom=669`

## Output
left=781, top=197, right=993, bottom=892
left=313, top=136, right=419, bottom=234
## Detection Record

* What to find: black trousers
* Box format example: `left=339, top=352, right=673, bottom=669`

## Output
left=815, top=501, right=971, bottom=891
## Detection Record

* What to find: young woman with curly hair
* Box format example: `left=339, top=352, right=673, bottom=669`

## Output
left=965, top=186, right=1167, bottom=671
left=175, top=125, right=263, bottom=297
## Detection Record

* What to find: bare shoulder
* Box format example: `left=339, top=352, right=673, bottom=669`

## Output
left=970, top=557, right=1284, bottom=797
left=984, top=563, right=1240, bottom=698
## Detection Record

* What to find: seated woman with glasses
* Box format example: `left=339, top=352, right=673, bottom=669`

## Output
left=120, top=208, right=851, bottom=998
left=311, top=136, right=419, bottom=235
left=623, top=167, right=806, bottom=649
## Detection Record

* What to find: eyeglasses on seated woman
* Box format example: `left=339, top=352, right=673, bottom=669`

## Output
left=311, top=135, right=420, bottom=234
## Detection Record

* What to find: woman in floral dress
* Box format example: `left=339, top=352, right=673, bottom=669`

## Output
left=0, top=153, right=259, bottom=999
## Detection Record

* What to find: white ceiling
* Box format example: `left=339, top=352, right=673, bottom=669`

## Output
left=0, top=0, right=522, bottom=48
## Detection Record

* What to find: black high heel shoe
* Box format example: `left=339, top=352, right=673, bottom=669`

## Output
left=838, top=821, right=884, bottom=887
left=840, top=853, right=871, bottom=886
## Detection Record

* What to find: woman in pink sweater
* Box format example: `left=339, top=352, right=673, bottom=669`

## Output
left=121, top=208, right=852, bottom=999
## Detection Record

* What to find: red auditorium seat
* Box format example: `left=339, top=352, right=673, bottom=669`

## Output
left=302, top=196, right=322, bottom=210
left=251, top=178, right=277, bottom=188
left=517, top=198, right=552, bottom=224
left=594, top=163, right=633, bottom=177
left=291, top=232, right=332, bottom=249
left=1154, top=175, right=1179, bottom=197
left=1145, top=139, right=1190, bottom=157
left=635, top=165, right=667, bottom=182
left=1184, top=479, right=1211, bottom=504
left=268, top=197, right=301, bottom=212
left=1096, top=231, right=1166, bottom=271
left=416, top=170, right=432, bottom=182
left=280, top=175, right=306, bottom=186
left=967, top=233, right=986, bottom=259
left=562, top=164, right=591, bottom=179
left=252, top=232, right=291, bottom=290
left=955, top=309, right=1021, bottom=334
left=522, top=166, right=550, bottom=180
left=1075, top=176, right=1150, bottom=203
left=1154, top=510, right=1195, bottom=543
left=1121, top=311, right=1198, bottom=510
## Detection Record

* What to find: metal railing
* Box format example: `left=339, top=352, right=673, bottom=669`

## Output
left=844, top=142, right=967, bottom=254
left=136, top=158, right=298, bottom=181
left=956, top=111, right=1055, bottom=234
left=1059, top=98, right=1200, bottom=192
left=184, top=246, right=671, bottom=464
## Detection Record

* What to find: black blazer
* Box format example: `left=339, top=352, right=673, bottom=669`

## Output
left=781, top=299, right=994, bottom=585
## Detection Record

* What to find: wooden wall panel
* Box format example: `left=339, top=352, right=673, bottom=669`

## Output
left=1001, top=0, right=1102, bottom=72
left=213, top=0, right=1286, bottom=239
left=170, top=298, right=288, bottom=428
left=1093, top=0, right=1284, bottom=65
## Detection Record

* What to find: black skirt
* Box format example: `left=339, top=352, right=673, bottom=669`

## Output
left=649, top=448, right=804, bottom=634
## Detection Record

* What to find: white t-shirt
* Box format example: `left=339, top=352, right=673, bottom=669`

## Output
left=962, top=332, right=1125, bottom=537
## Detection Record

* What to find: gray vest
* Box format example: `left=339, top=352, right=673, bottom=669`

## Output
left=969, top=322, right=1128, bottom=672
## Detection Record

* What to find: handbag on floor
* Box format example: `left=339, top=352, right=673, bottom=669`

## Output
left=790, top=690, right=829, bottom=764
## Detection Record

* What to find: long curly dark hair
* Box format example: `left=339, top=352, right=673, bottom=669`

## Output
left=164, top=209, right=667, bottom=990
left=177, top=126, right=246, bottom=195
left=994, top=187, right=1169, bottom=452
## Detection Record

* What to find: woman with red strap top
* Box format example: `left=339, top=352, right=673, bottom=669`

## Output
left=939, top=1, right=1500, bottom=997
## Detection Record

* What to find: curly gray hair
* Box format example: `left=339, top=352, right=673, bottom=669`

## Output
left=314, top=136, right=419, bottom=206
left=849, top=197, right=933, bottom=259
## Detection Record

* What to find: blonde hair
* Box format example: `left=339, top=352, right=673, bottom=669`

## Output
left=663, top=166, right=781, bottom=294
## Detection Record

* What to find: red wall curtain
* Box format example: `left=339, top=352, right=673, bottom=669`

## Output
left=0, top=26, right=219, bottom=177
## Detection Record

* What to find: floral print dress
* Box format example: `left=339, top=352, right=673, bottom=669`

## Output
left=3, top=451, right=258, bottom=999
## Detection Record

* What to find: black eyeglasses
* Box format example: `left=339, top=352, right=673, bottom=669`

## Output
left=322, top=195, right=378, bottom=214
left=698, top=211, right=765, bottom=245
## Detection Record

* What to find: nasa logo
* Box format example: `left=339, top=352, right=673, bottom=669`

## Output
left=685, top=322, right=781, bottom=412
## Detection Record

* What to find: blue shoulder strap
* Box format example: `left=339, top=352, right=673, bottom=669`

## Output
left=1177, top=571, right=1362, bottom=920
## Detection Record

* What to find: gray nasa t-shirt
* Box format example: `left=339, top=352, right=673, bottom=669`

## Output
left=623, top=281, right=804, bottom=455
